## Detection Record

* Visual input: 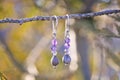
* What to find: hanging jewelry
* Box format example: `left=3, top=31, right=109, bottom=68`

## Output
left=62, top=14, right=71, bottom=65
left=50, top=15, right=59, bottom=68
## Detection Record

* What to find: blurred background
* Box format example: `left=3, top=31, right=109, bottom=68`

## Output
left=0, top=0, right=120, bottom=80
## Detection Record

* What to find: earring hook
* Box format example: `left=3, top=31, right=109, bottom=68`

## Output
left=52, top=15, right=58, bottom=37
left=65, top=14, right=70, bottom=38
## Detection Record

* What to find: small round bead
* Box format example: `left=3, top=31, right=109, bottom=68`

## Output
left=52, top=39, right=57, bottom=46
left=64, top=43, right=70, bottom=49
left=65, top=37, right=70, bottom=43
left=51, top=45, right=57, bottom=51
left=62, top=54, right=71, bottom=65
left=51, top=55, right=59, bottom=68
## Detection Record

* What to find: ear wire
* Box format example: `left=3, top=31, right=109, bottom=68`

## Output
left=65, top=14, right=70, bottom=38
left=52, top=15, right=58, bottom=38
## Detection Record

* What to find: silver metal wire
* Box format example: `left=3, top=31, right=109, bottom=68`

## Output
left=65, top=14, right=70, bottom=38
left=52, top=15, right=58, bottom=38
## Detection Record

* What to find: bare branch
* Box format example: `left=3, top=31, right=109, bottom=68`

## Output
left=0, top=9, right=120, bottom=24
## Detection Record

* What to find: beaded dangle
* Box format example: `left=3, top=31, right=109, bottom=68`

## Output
left=50, top=16, right=59, bottom=68
left=62, top=14, right=71, bottom=65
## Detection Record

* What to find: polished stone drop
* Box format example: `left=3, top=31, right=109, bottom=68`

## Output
left=62, top=54, right=71, bottom=65
left=51, top=55, right=59, bottom=68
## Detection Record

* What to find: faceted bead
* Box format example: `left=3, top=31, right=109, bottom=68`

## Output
left=62, top=54, right=71, bottom=65
left=65, top=37, right=70, bottom=43
left=51, top=45, right=57, bottom=51
left=52, top=39, right=57, bottom=46
left=64, top=43, right=70, bottom=49
left=51, top=55, right=59, bottom=68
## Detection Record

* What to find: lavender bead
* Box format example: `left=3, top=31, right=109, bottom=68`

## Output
left=62, top=54, right=71, bottom=65
left=64, top=43, right=70, bottom=49
left=51, top=55, right=59, bottom=68
left=51, top=45, right=57, bottom=51
left=52, top=39, right=57, bottom=46
left=65, top=37, right=70, bottom=43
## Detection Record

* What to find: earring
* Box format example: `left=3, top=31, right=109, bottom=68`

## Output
left=50, top=15, right=59, bottom=68
left=62, top=14, right=71, bottom=65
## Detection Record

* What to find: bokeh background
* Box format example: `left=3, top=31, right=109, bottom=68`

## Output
left=0, top=0, right=120, bottom=80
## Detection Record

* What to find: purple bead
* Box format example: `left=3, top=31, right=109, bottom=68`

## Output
left=51, top=55, right=59, bottom=67
left=65, top=37, right=70, bottom=43
left=52, top=39, right=57, bottom=46
left=51, top=45, right=57, bottom=51
left=64, top=43, right=70, bottom=49
left=62, top=54, right=71, bottom=65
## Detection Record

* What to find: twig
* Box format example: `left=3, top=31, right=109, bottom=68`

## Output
left=0, top=9, right=120, bottom=24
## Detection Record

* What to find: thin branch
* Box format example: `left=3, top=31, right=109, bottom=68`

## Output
left=0, top=9, right=120, bottom=24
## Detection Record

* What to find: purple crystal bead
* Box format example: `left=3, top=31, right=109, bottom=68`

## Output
left=51, top=45, right=57, bottom=51
left=65, top=37, right=70, bottom=43
left=64, top=43, right=70, bottom=49
left=52, top=39, right=57, bottom=46
left=51, top=55, right=59, bottom=68
left=62, top=54, right=71, bottom=65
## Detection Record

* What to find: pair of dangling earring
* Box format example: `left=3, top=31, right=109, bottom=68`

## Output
left=50, top=14, right=71, bottom=68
